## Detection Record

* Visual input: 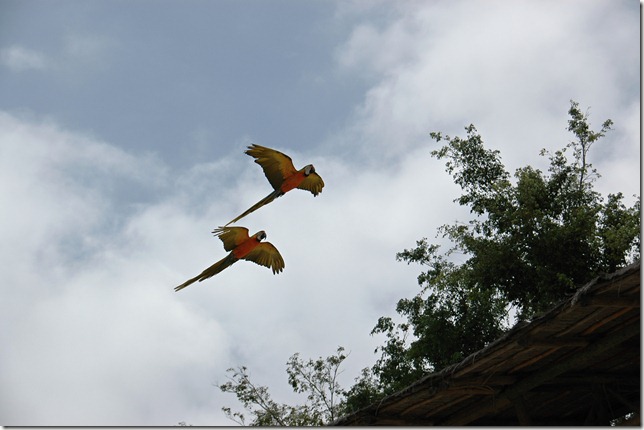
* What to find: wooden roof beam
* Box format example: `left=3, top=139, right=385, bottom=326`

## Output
left=516, top=336, right=589, bottom=347
left=579, top=295, right=640, bottom=308
left=439, top=323, right=640, bottom=425
left=512, top=395, right=533, bottom=426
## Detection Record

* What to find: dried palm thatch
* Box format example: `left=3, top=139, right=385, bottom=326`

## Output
left=335, top=261, right=640, bottom=426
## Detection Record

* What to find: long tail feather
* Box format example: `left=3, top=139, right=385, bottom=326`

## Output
left=174, top=254, right=237, bottom=292
left=225, top=190, right=281, bottom=226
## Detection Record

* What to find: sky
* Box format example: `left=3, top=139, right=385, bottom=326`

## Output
left=0, top=0, right=640, bottom=426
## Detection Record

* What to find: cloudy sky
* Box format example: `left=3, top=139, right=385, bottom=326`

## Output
left=1, top=0, right=639, bottom=425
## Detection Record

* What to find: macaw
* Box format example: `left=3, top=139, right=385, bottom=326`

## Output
left=225, top=144, right=324, bottom=226
left=174, top=226, right=284, bottom=292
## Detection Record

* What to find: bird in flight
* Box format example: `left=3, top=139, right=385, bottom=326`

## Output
left=225, top=144, right=324, bottom=226
left=175, top=226, right=285, bottom=291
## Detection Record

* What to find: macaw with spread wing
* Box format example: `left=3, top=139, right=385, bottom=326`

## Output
left=174, top=226, right=284, bottom=291
left=225, top=144, right=324, bottom=226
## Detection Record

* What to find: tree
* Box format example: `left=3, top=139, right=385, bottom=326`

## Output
left=365, top=100, right=640, bottom=396
left=216, top=101, right=640, bottom=420
left=217, top=347, right=348, bottom=426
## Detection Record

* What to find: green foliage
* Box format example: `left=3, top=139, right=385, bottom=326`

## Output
left=565, top=100, right=614, bottom=188
left=285, top=348, right=346, bottom=424
left=216, top=101, right=640, bottom=420
left=598, top=193, right=640, bottom=272
left=361, top=100, right=640, bottom=397
left=217, top=347, right=348, bottom=426
left=342, top=367, right=382, bottom=415
left=370, top=238, right=508, bottom=395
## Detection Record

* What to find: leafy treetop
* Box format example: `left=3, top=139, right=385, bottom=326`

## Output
left=367, top=100, right=639, bottom=397
left=216, top=101, right=640, bottom=422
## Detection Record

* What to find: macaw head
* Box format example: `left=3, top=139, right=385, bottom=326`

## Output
left=304, top=164, right=316, bottom=176
left=256, top=231, right=267, bottom=241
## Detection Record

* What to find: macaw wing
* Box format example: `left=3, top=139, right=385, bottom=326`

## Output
left=212, top=226, right=250, bottom=252
left=245, top=144, right=298, bottom=191
left=242, top=242, right=285, bottom=274
left=297, top=172, right=324, bottom=196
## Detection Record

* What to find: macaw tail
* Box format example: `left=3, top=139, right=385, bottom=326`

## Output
left=224, top=190, right=282, bottom=226
left=174, top=253, right=237, bottom=292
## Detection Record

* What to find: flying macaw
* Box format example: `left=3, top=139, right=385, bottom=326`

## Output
left=225, top=144, right=324, bottom=226
left=174, top=226, right=284, bottom=292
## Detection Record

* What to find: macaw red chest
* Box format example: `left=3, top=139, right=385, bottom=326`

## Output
left=280, top=171, right=306, bottom=193
left=232, top=238, right=260, bottom=259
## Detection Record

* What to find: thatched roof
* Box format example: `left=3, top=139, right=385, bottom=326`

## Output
left=334, top=261, right=640, bottom=426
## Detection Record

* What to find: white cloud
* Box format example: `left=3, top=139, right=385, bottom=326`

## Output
left=1, top=33, right=115, bottom=76
left=62, top=32, right=116, bottom=69
left=1, top=0, right=639, bottom=425
left=0, top=112, right=220, bottom=425
left=334, top=0, right=639, bottom=176
left=0, top=110, right=462, bottom=425
left=1, top=45, right=49, bottom=72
